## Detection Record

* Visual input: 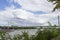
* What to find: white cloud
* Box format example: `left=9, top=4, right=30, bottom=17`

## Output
left=13, top=0, right=54, bottom=12
left=29, top=12, right=59, bottom=25
left=13, top=9, right=34, bottom=20
left=0, top=6, right=59, bottom=26
left=0, top=8, right=14, bottom=20
left=0, top=0, right=59, bottom=26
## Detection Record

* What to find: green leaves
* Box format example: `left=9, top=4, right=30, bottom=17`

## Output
left=22, top=32, right=29, bottom=40
left=0, top=29, right=60, bottom=40
left=48, top=0, right=60, bottom=12
left=13, top=34, right=22, bottom=40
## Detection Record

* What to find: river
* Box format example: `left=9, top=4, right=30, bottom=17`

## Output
left=7, top=29, right=38, bottom=37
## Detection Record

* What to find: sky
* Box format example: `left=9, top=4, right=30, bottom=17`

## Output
left=0, top=0, right=60, bottom=26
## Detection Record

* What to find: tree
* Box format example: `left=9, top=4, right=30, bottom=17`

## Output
left=48, top=0, right=60, bottom=12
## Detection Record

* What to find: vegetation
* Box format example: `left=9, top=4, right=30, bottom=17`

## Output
left=48, top=0, right=60, bottom=11
left=0, top=28, right=60, bottom=40
left=0, top=26, right=37, bottom=29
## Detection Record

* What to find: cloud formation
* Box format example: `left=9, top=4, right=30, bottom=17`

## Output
left=13, top=0, right=54, bottom=12
left=0, top=0, right=59, bottom=26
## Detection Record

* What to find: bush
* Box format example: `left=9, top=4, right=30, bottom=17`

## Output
left=0, top=28, right=60, bottom=40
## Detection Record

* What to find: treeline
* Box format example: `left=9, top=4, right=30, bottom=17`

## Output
left=0, top=25, right=57, bottom=29
left=0, top=26, right=37, bottom=29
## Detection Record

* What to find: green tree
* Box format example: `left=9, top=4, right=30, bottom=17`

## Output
left=22, top=32, right=29, bottom=40
left=13, top=34, right=22, bottom=40
left=48, top=0, right=60, bottom=11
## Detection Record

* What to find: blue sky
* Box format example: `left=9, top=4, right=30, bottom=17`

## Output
left=0, top=0, right=8, bottom=10
left=0, top=0, right=21, bottom=10
left=0, top=0, right=59, bottom=26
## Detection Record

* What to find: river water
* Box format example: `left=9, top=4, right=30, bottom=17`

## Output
left=8, top=29, right=38, bottom=37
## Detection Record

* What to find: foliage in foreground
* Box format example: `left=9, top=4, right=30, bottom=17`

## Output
left=0, top=28, right=60, bottom=40
left=48, top=0, right=60, bottom=12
